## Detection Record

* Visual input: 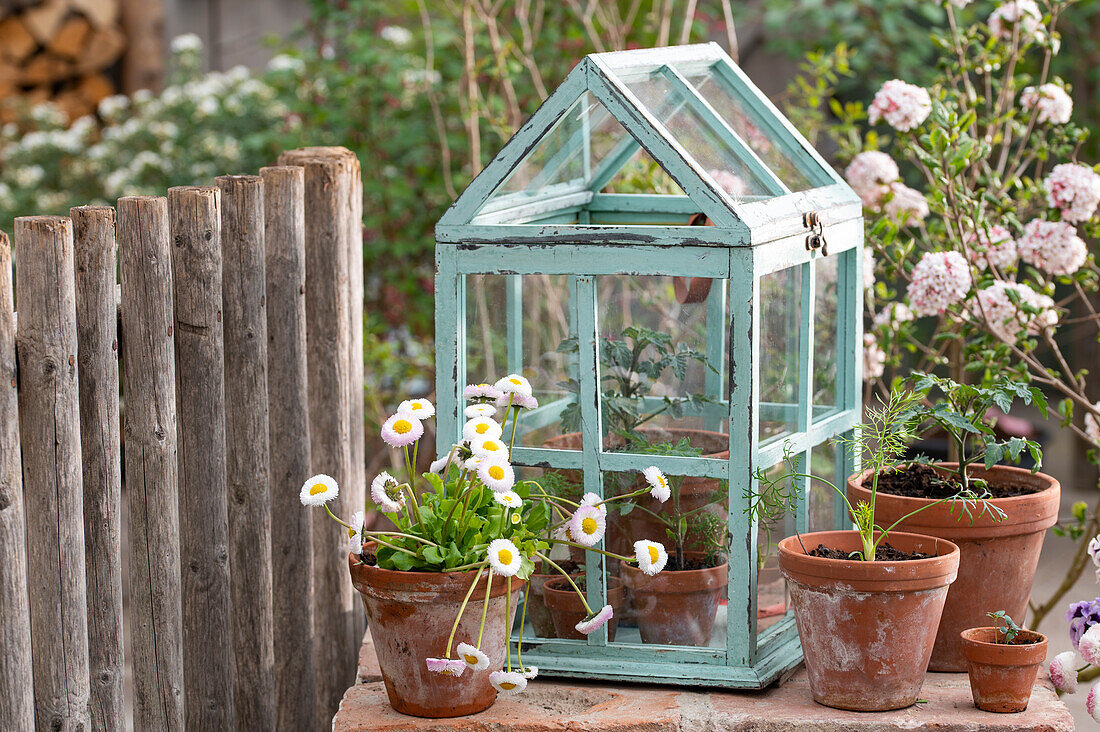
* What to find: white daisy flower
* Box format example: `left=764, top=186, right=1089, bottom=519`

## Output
left=580, top=492, right=607, bottom=513
left=493, top=490, right=523, bottom=509
left=489, top=669, right=527, bottom=696
left=370, top=471, right=405, bottom=513
left=463, top=417, right=503, bottom=442
left=568, top=505, right=606, bottom=546
left=470, top=436, right=509, bottom=460
left=397, top=398, right=435, bottom=419
left=429, top=455, right=453, bottom=475
left=575, top=604, right=614, bottom=635
left=464, top=455, right=485, bottom=471
left=381, top=413, right=424, bottom=448
left=465, top=404, right=497, bottom=419
left=643, top=466, right=671, bottom=503
left=456, top=642, right=489, bottom=670
left=464, top=383, right=504, bottom=403
left=348, top=511, right=366, bottom=555
left=634, top=540, right=669, bottom=576
left=494, top=374, right=533, bottom=398
left=521, top=665, right=539, bottom=679
left=478, top=460, right=516, bottom=492
left=300, top=474, right=339, bottom=506
left=487, top=538, right=522, bottom=577
left=425, top=657, right=466, bottom=677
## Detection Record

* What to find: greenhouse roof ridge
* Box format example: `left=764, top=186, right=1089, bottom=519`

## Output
left=437, top=42, right=860, bottom=246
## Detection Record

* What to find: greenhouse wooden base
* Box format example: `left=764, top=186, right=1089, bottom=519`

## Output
left=341, top=630, right=1072, bottom=731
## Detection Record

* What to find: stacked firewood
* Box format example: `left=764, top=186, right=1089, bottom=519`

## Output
left=0, top=0, right=125, bottom=122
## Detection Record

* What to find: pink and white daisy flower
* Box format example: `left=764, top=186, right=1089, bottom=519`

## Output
left=883, top=182, right=929, bottom=224
left=863, top=333, right=885, bottom=381
left=1081, top=625, right=1100, bottom=666
left=463, top=417, right=503, bottom=442
left=456, top=642, right=489, bottom=671
left=965, top=225, right=1018, bottom=271
left=844, top=151, right=899, bottom=210
left=1044, top=163, right=1100, bottom=224
left=868, top=79, right=931, bottom=132
left=1018, top=219, right=1088, bottom=275
left=907, top=251, right=972, bottom=317
left=1021, top=84, right=1073, bottom=125
left=1088, top=681, right=1100, bottom=721
left=494, top=374, right=533, bottom=398
left=397, top=398, right=435, bottom=419
left=643, top=466, right=671, bottom=503
left=1049, top=651, right=1079, bottom=694
left=973, top=281, right=1058, bottom=342
left=465, top=403, right=497, bottom=419
left=348, top=511, right=366, bottom=555
left=381, top=413, right=424, bottom=448
left=489, top=670, right=527, bottom=696
left=470, top=436, right=509, bottom=461
left=499, top=392, right=539, bottom=410
left=580, top=492, right=607, bottom=513
left=464, top=383, right=505, bottom=403
left=370, top=471, right=405, bottom=513
left=568, top=505, right=606, bottom=546
left=575, top=604, right=614, bottom=635
left=989, top=0, right=1044, bottom=42
left=425, top=657, right=467, bottom=677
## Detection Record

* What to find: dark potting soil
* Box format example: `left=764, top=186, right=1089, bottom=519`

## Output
left=807, top=542, right=931, bottom=562
left=664, top=555, right=721, bottom=571
left=870, top=463, right=1041, bottom=500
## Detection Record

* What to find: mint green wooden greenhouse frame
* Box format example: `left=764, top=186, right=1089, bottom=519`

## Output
left=435, top=43, right=863, bottom=689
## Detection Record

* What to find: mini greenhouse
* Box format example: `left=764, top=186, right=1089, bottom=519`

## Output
left=435, top=43, right=864, bottom=688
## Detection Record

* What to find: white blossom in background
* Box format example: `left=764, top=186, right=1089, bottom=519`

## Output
left=884, top=182, right=929, bottom=224
left=170, top=33, right=204, bottom=54
left=1020, top=84, right=1072, bottom=125
left=965, top=225, right=1018, bottom=271
left=988, top=0, right=1044, bottom=42
left=708, top=169, right=749, bottom=197
left=863, top=248, right=875, bottom=291
left=872, top=302, right=915, bottom=328
left=1085, top=401, right=1100, bottom=445
left=845, top=151, right=899, bottom=210
left=948, top=0, right=973, bottom=7
left=972, top=281, right=1058, bottom=342
left=863, top=333, right=885, bottom=381
left=267, top=54, right=305, bottom=73
left=868, top=79, right=932, bottom=132
left=907, top=251, right=972, bottom=317
left=1017, top=219, right=1089, bottom=275
left=1044, top=163, right=1100, bottom=224
left=380, top=25, right=413, bottom=47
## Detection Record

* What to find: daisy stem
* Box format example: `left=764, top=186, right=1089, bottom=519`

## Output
left=411, top=441, right=419, bottom=487
left=401, top=484, right=423, bottom=528
left=507, top=395, right=519, bottom=453
left=547, top=539, right=634, bottom=563
left=477, top=569, right=494, bottom=647
left=517, top=583, right=529, bottom=671
left=441, top=483, right=468, bottom=541
left=370, top=536, right=420, bottom=559
left=404, top=446, right=419, bottom=507
left=363, top=531, right=439, bottom=547
left=535, top=552, right=593, bottom=615
left=445, top=563, right=486, bottom=657
left=505, top=576, right=512, bottom=672
left=323, top=503, right=354, bottom=531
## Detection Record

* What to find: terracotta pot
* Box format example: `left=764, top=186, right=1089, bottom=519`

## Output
left=620, top=555, right=728, bottom=646
left=528, top=571, right=580, bottom=638
left=959, top=627, right=1048, bottom=713
left=672, top=213, right=716, bottom=303
left=778, top=530, right=960, bottom=711
left=847, top=463, right=1059, bottom=671
left=349, top=551, right=524, bottom=718
left=542, top=575, right=623, bottom=641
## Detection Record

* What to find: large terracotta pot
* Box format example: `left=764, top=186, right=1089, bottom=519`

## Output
left=349, top=552, right=524, bottom=718
left=960, top=627, right=1048, bottom=713
left=778, top=530, right=960, bottom=711
left=542, top=575, right=623, bottom=641
left=619, top=555, right=728, bottom=646
left=847, top=463, right=1059, bottom=671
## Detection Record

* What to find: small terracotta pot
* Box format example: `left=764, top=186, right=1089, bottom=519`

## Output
left=542, top=575, right=622, bottom=641
left=779, top=530, right=960, bottom=711
left=848, top=463, right=1059, bottom=671
left=620, top=556, right=728, bottom=646
left=528, top=571, right=579, bottom=638
left=349, top=550, right=524, bottom=718
left=960, top=627, right=1048, bottom=713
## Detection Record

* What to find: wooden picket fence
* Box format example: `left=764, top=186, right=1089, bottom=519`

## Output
left=0, top=146, right=367, bottom=731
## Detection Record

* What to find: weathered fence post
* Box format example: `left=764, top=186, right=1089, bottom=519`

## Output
left=0, top=231, right=35, bottom=731
left=118, top=195, right=185, bottom=730
left=167, top=185, right=235, bottom=729
left=72, top=206, right=125, bottom=732
left=217, top=174, right=277, bottom=729
left=15, top=215, right=91, bottom=731
left=346, top=153, right=365, bottom=573
left=277, top=147, right=358, bottom=727
left=260, top=164, right=317, bottom=731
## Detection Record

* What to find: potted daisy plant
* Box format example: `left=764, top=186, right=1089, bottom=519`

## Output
left=301, top=373, right=675, bottom=718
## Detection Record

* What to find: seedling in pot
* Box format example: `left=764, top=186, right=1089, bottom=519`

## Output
left=748, top=385, right=1005, bottom=562
left=987, top=610, right=1024, bottom=644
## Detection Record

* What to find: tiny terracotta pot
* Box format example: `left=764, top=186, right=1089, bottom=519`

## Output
left=779, top=530, right=960, bottom=712
left=620, top=556, right=728, bottom=646
left=960, top=627, right=1047, bottom=713
left=848, top=463, right=1059, bottom=671
left=528, top=571, right=579, bottom=638
left=542, top=575, right=622, bottom=641
left=349, top=549, right=524, bottom=718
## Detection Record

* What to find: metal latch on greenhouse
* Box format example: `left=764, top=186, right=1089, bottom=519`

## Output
left=803, top=211, right=828, bottom=257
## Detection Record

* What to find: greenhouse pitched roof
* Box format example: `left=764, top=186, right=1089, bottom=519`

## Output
left=437, top=43, right=858, bottom=245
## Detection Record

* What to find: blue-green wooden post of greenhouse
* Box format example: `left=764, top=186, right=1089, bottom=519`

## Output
left=434, top=43, right=863, bottom=689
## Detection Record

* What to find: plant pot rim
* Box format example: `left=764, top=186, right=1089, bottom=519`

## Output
left=960, top=627, right=1048, bottom=666
left=542, top=575, right=622, bottom=610
left=847, top=463, right=1060, bottom=539
left=778, top=530, right=960, bottom=593
left=349, top=546, right=520, bottom=597
left=619, top=557, right=729, bottom=592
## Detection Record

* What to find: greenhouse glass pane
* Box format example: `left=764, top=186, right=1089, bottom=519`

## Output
left=621, top=72, right=777, bottom=202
